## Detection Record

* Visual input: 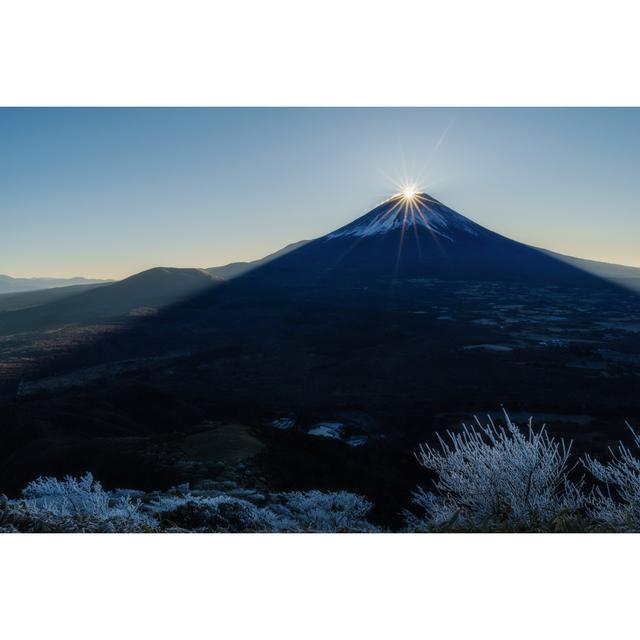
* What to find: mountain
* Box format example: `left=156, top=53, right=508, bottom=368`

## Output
left=0, top=240, right=310, bottom=319
left=206, top=240, right=309, bottom=279
left=4, top=193, right=638, bottom=341
left=0, top=267, right=223, bottom=333
left=0, top=282, right=110, bottom=313
left=255, top=193, right=638, bottom=288
left=0, top=240, right=310, bottom=335
left=0, top=274, right=110, bottom=295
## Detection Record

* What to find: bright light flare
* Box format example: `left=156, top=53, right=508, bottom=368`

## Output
left=400, top=185, right=418, bottom=200
left=402, top=187, right=416, bottom=200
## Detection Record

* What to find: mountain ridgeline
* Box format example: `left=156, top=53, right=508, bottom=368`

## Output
left=2, top=193, right=639, bottom=334
left=0, top=267, right=222, bottom=333
left=247, top=193, right=637, bottom=288
left=0, top=274, right=109, bottom=295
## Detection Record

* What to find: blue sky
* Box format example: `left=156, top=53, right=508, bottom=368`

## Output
left=1, top=108, right=638, bottom=279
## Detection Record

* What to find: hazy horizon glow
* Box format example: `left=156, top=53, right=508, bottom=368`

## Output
left=2, top=108, right=639, bottom=279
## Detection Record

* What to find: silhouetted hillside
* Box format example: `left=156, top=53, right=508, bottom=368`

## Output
left=0, top=267, right=223, bottom=332
left=0, top=274, right=109, bottom=294
left=206, top=240, right=309, bottom=279
left=0, top=283, right=109, bottom=312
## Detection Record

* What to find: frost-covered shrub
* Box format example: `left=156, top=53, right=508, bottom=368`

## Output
left=406, top=411, right=584, bottom=531
left=152, top=495, right=292, bottom=532
left=152, top=491, right=377, bottom=532
left=21, top=473, right=155, bottom=529
left=583, top=424, right=640, bottom=531
left=278, top=490, right=377, bottom=532
left=0, top=494, right=154, bottom=533
left=2, top=472, right=379, bottom=533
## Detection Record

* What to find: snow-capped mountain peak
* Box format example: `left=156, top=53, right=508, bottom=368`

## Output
left=325, top=193, right=484, bottom=241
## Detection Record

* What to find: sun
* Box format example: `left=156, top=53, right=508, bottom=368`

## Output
left=400, top=186, right=417, bottom=200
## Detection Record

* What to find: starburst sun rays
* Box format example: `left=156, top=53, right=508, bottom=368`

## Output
left=365, top=186, right=449, bottom=275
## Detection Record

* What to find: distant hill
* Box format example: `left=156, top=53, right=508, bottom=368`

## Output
left=540, top=251, right=640, bottom=293
left=206, top=241, right=309, bottom=279
left=0, top=267, right=223, bottom=333
left=0, top=274, right=110, bottom=295
left=0, top=282, right=110, bottom=312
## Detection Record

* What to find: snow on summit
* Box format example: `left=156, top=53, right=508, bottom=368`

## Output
left=325, top=192, right=484, bottom=241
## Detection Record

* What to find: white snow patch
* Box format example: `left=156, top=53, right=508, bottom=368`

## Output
left=308, top=422, right=344, bottom=439
left=346, top=436, right=368, bottom=447
left=272, top=417, right=295, bottom=430
left=462, top=344, right=513, bottom=352
left=325, top=195, right=483, bottom=241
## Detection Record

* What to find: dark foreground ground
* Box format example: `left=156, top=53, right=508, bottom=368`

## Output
left=1, top=274, right=639, bottom=529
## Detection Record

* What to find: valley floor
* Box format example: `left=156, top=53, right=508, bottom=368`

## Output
left=0, top=276, right=639, bottom=529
